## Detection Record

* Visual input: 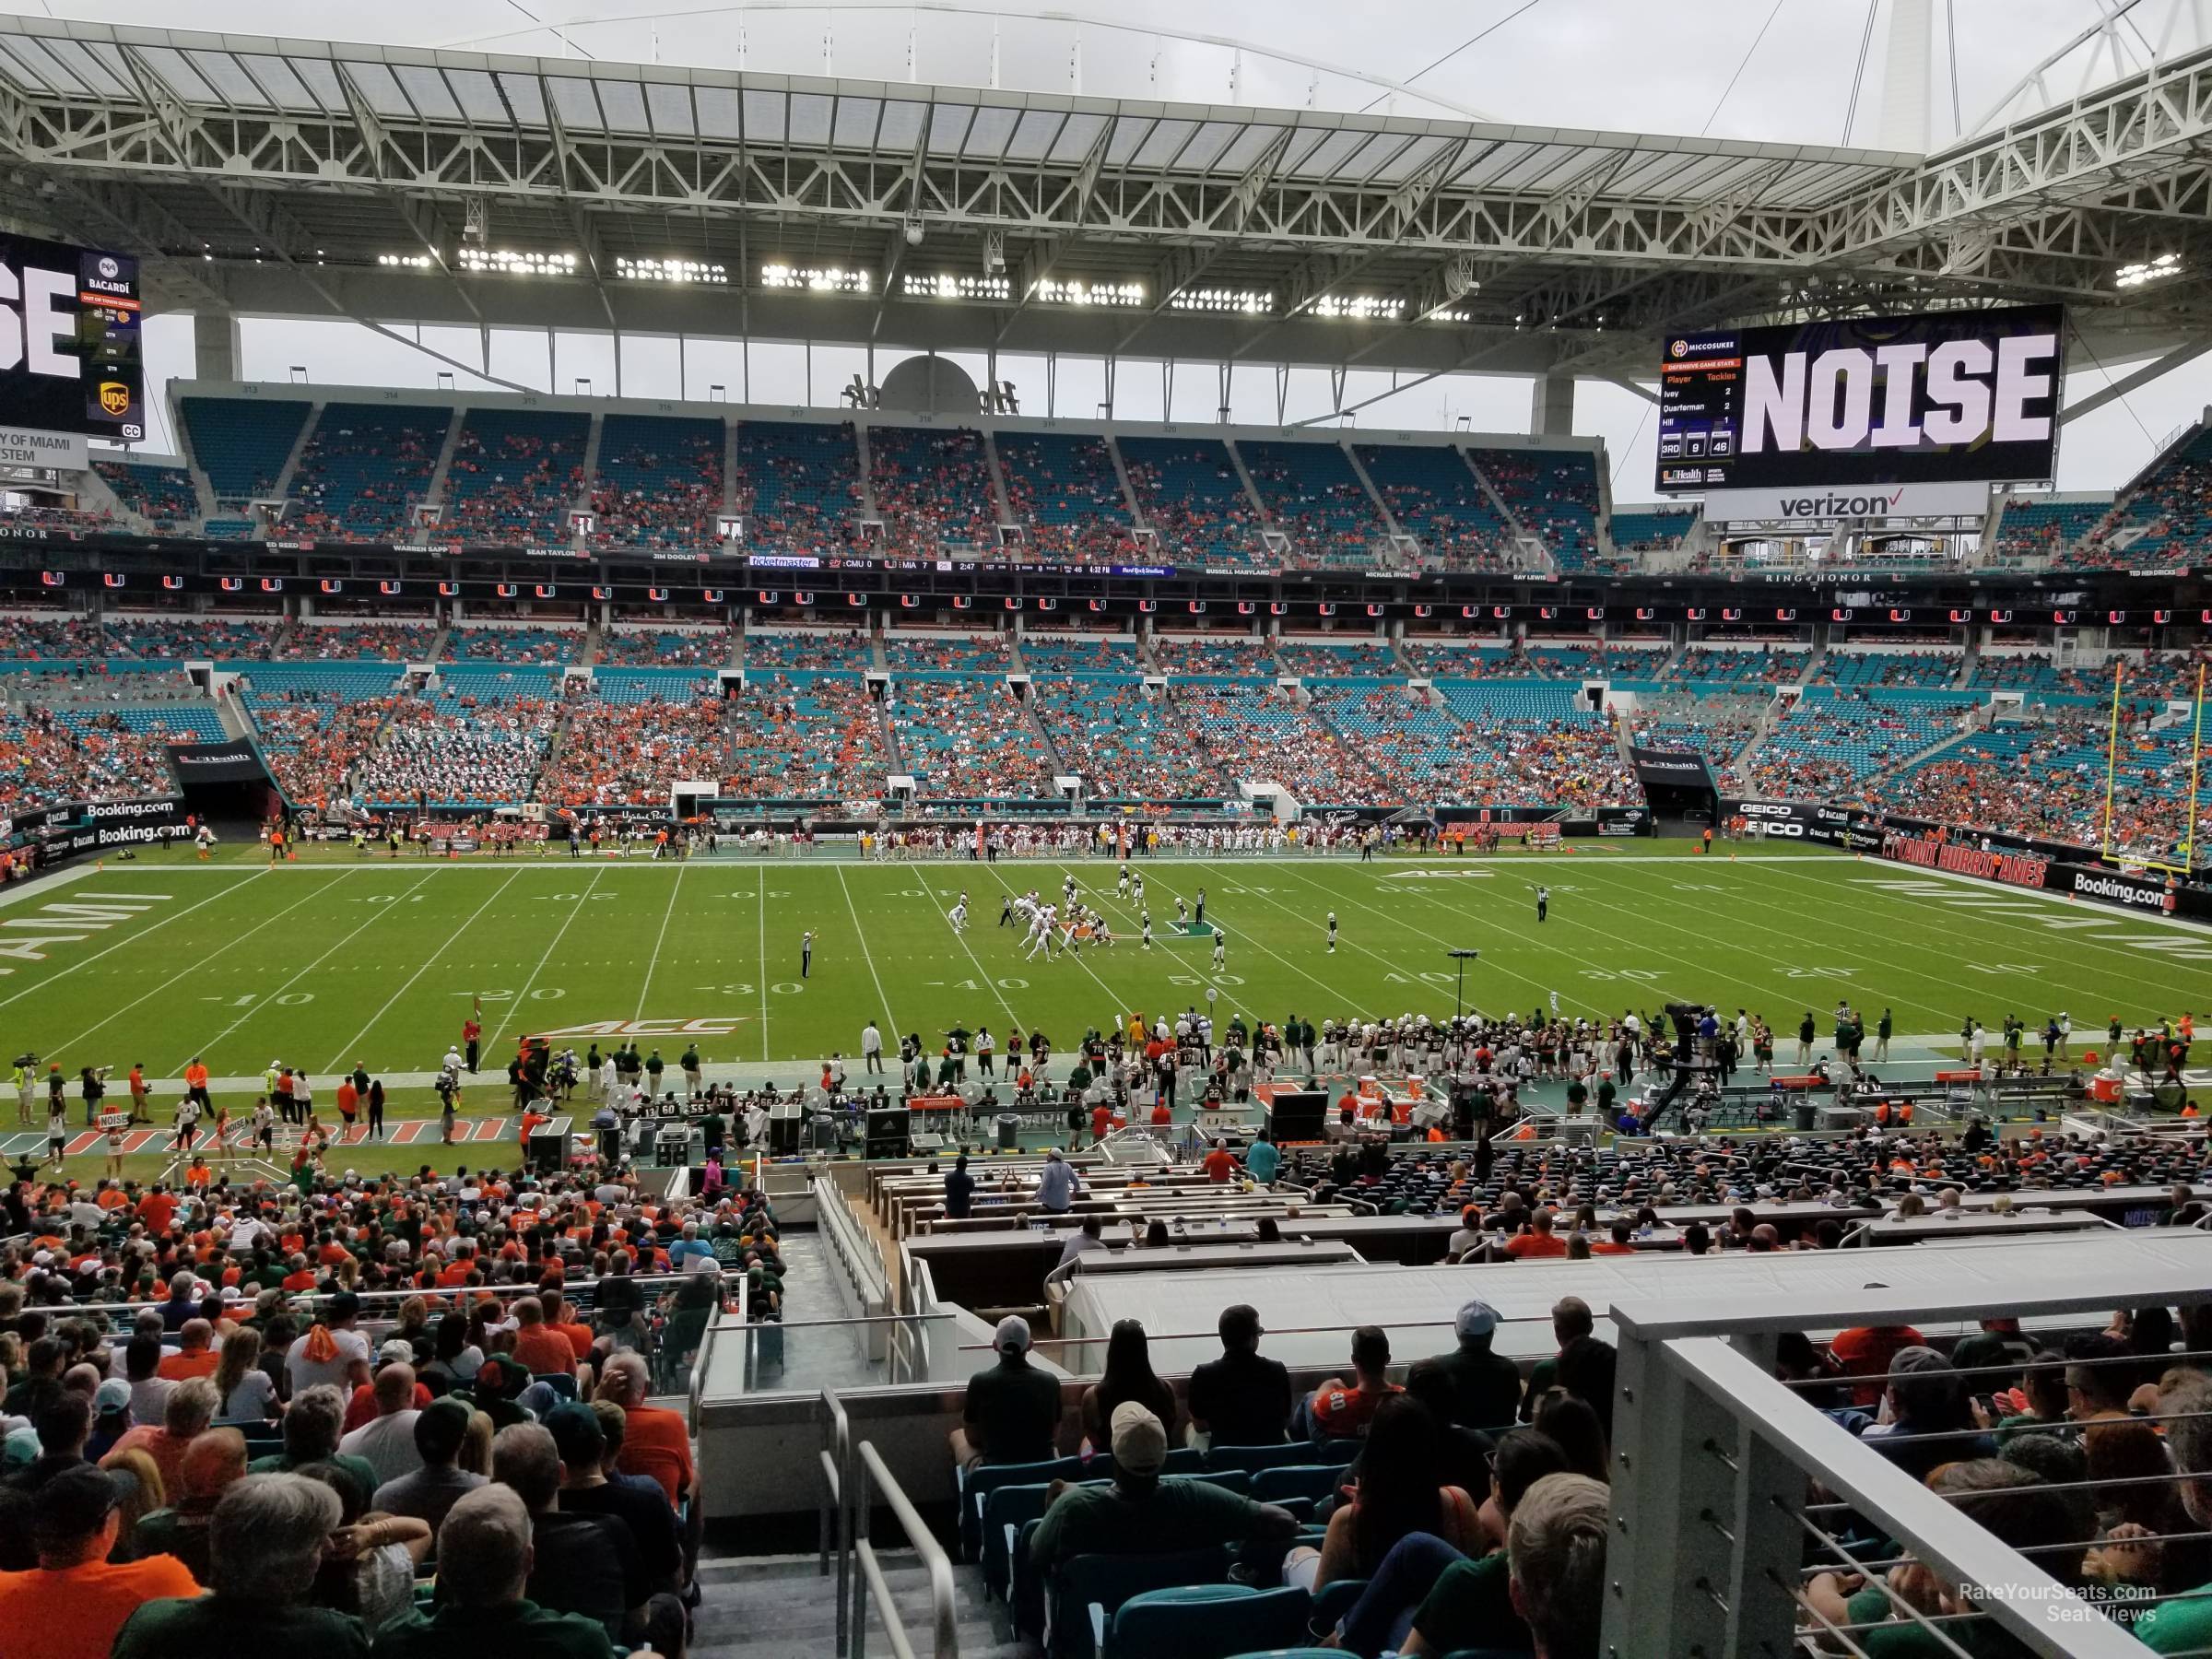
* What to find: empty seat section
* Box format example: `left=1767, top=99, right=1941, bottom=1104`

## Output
left=1469, top=447, right=1605, bottom=570
left=997, top=432, right=1132, bottom=563
left=590, top=413, right=724, bottom=549
left=1356, top=443, right=1513, bottom=569
left=1118, top=437, right=1262, bottom=568
left=96, top=462, right=198, bottom=532
left=1239, top=441, right=1386, bottom=569
left=180, top=397, right=311, bottom=504
left=732, top=419, right=861, bottom=554
left=870, top=425, right=999, bottom=554
left=442, top=408, right=589, bottom=544
left=288, top=403, right=447, bottom=541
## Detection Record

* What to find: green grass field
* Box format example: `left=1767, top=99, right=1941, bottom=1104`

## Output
left=0, top=836, right=2201, bottom=1189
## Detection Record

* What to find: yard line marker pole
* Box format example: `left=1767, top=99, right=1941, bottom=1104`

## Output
left=2102, top=655, right=2124, bottom=860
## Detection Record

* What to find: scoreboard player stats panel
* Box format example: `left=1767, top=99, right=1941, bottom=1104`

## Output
left=0, top=232, right=144, bottom=443
left=1655, top=304, right=2063, bottom=496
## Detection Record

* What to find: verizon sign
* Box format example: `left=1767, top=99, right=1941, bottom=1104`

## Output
left=1702, top=480, right=1989, bottom=523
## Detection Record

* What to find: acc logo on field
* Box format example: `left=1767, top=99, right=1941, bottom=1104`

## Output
left=531, top=1017, right=749, bottom=1040
left=97, top=382, right=131, bottom=416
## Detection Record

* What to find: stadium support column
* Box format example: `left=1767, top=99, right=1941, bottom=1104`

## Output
left=1878, top=0, right=1932, bottom=153
left=1530, top=371, right=1575, bottom=440
left=194, top=312, right=242, bottom=382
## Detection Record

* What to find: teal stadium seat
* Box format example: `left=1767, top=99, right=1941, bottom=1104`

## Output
left=1101, top=1584, right=1313, bottom=1659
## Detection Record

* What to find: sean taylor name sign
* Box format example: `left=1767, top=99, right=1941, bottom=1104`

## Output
left=1656, top=304, right=2063, bottom=495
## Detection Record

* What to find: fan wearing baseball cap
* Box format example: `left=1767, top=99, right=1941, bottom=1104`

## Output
left=950, top=1315, right=1063, bottom=1470
left=1422, top=1300, right=1521, bottom=1432
left=0, top=1464, right=200, bottom=1659
left=1027, top=1401, right=1300, bottom=1574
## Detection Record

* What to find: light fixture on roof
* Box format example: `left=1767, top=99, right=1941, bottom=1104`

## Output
left=762, top=263, right=871, bottom=293
left=903, top=273, right=1009, bottom=301
left=1170, top=288, right=1273, bottom=314
left=1311, top=294, right=1404, bottom=321
left=377, top=253, right=435, bottom=270
left=615, top=255, right=726, bottom=285
left=2115, top=253, right=2183, bottom=288
left=456, top=249, right=577, bottom=276
left=1029, top=277, right=1144, bottom=308
left=903, top=214, right=925, bottom=248
left=982, top=230, right=1006, bottom=277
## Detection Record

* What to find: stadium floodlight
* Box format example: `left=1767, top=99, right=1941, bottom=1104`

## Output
left=1311, top=293, right=1406, bottom=320
left=1029, top=277, right=1145, bottom=308
left=376, top=253, right=434, bottom=270
left=903, top=273, right=1010, bottom=301
left=615, top=256, right=726, bottom=285
left=455, top=249, right=577, bottom=276
left=1169, top=288, right=1274, bottom=314
left=761, top=264, right=872, bottom=293
left=2115, top=253, right=2183, bottom=288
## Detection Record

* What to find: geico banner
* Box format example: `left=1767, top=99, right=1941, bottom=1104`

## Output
left=1700, top=480, right=1990, bottom=523
left=1724, top=799, right=1866, bottom=847
left=1657, top=303, right=2063, bottom=495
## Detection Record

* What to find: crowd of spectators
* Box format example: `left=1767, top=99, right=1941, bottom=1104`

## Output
left=885, top=678, right=1056, bottom=799
left=547, top=692, right=729, bottom=807
left=359, top=698, right=558, bottom=809
left=1356, top=442, right=1518, bottom=571
left=0, top=708, right=178, bottom=809
left=278, top=625, right=440, bottom=664
left=1178, top=683, right=1387, bottom=803
left=1630, top=692, right=1764, bottom=771
left=441, top=412, right=589, bottom=547
left=723, top=675, right=889, bottom=800
left=95, top=463, right=199, bottom=534
left=587, top=415, right=723, bottom=552
left=1276, top=641, right=1405, bottom=678
left=1029, top=678, right=1226, bottom=801
left=287, top=406, right=447, bottom=544
left=2079, top=425, right=2212, bottom=572
left=996, top=432, right=1135, bottom=565
left=1992, top=496, right=2111, bottom=565
left=1015, top=634, right=1137, bottom=675
left=0, top=615, right=103, bottom=661
left=1151, top=636, right=1281, bottom=678
left=1668, top=644, right=1810, bottom=687
left=1119, top=437, right=1265, bottom=568
left=1469, top=449, right=1606, bottom=570
left=868, top=426, right=1000, bottom=555
left=245, top=691, right=409, bottom=810
left=730, top=421, right=862, bottom=554
left=882, top=631, right=1009, bottom=674
left=107, top=618, right=270, bottom=662
left=741, top=630, right=872, bottom=673
left=1398, top=641, right=1523, bottom=679
left=1816, top=649, right=1963, bottom=689
left=594, top=630, right=729, bottom=670
left=1240, top=441, right=1390, bottom=569
left=445, top=629, right=582, bottom=667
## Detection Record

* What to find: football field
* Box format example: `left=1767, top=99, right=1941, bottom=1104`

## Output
left=0, top=839, right=2197, bottom=1132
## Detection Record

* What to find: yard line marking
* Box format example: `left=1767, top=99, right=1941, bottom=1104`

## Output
left=634, top=860, right=688, bottom=1020
left=909, top=865, right=1019, bottom=1028
left=487, top=867, right=607, bottom=1053
left=0, top=871, right=267, bottom=1013
left=51, top=875, right=344, bottom=1057
left=322, top=867, right=526, bottom=1074
left=177, top=872, right=433, bottom=1075
left=757, top=866, right=770, bottom=1063
left=835, top=865, right=900, bottom=1034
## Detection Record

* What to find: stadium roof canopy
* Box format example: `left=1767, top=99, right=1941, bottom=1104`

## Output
left=0, top=16, right=2209, bottom=382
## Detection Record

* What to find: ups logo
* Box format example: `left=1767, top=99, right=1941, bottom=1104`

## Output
left=98, top=382, right=131, bottom=416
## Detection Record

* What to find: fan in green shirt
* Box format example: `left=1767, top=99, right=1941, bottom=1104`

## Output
left=112, top=1470, right=370, bottom=1659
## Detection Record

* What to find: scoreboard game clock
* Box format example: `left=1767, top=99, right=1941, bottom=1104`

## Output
left=0, top=231, right=144, bottom=455
left=1655, top=304, right=2064, bottom=507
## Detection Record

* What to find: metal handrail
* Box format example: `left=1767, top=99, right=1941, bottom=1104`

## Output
left=851, top=1439, right=959, bottom=1659
left=819, top=1387, right=853, bottom=1652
